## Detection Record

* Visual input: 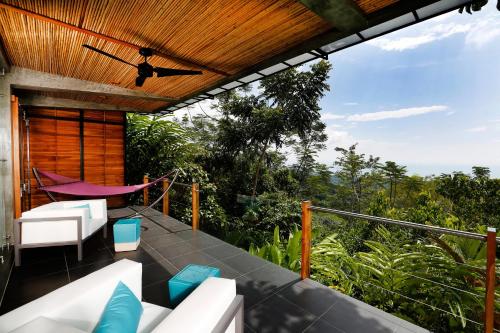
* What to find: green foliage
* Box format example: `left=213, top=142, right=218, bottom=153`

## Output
left=436, top=168, right=500, bottom=229
left=249, top=226, right=302, bottom=272
left=311, top=227, right=487, bottom=333
left=125, top=60, right=500, bottom=333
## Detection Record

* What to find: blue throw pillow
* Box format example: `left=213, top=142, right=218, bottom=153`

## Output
left=94, top=281, right=143, bottom=333
left=73, top=204, right=92, bottom=219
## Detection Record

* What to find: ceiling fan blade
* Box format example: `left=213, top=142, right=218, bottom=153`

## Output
left=154, top=67, right=202, bottom=77
left=82, top=44, right=137, bottom=68
left=135, top=76, right=147, bottom=87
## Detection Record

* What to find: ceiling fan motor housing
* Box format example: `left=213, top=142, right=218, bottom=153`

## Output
left=138, top=62, right=154, bottom=78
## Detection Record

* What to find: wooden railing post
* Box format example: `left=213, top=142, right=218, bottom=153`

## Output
left=485, top=227, right=496, bottom=333
left=162, top=179, right=169, bottom=216
left=192, top=183, right=199, bottom=230
left=301, top=200, right=312, bottom=280
left=143, top=175, right=149, bottom=206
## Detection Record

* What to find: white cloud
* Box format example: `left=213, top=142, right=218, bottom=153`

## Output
left=446, top=111, right=456, bottom=116
left=465, top=126, right=487, bottom=133
left=343, top=102, right=359, bottom=106
left=346, top=105, right=448, bottom=122
left=465, top=18, right=500, bottom=48
left=367, top=22, right=470, bottom=51
left=321, top=113, right=345, bottom=121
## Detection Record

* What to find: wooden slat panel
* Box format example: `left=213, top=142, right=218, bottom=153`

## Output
left=355, top=0, right=399, bottom=14
left=0, top=0, right=333, bottom=101
left=83, top=121, right=105, bottom=185
left=23, top=108, right=125, bottom=209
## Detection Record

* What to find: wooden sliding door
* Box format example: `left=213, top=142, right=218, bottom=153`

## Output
left=21, top=108, right=126, bottom=210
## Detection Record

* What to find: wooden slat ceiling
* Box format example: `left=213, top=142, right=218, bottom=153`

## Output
left=355, top=0, right=399, bottom=14
left=0, top=0, right=402, bottom=112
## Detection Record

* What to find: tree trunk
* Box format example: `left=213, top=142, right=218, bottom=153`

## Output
left=251, top=140, right=269, bottom=197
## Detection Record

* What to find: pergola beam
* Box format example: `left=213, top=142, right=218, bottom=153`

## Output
left=299, top=0, right=367, bottom=32
left=18, top=95, right=147, bottom=113
left=0, top=2, right=229, bottom=77
left=8, top=67, right=176, bottom=103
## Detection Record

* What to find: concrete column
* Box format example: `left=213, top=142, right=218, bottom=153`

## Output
left=0, top=73, right=13, bottom=247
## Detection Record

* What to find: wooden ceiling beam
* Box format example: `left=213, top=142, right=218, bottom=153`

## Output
left=8, top=67, right=176, bottom=103
left=298, top=0, right=368, bottom=32
left=0, top=1, right=229, bottom=77
left=18, top=94, right=147, bottom=113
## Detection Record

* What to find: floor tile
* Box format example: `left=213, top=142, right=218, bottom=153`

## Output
left=144, top=233, right=186, bottom=249
left=202, top=243, right=245, bottom=260
left=0, top=271, right=69, bottom=315
left=142, top=279, right=174, bottom=309
left=183, top=236, right=223, bottom=251
left=243, top=263, right=300, bottom=296
left=245, top=294, right=316, bottom=333
left=320, top=297, right=397, bottom=333
left=111, top=245, right=162, bottom=266
left=168, top=251, right=217, bottom=270
left=173, top=230, right=206, bottom=241
left=303, top=318, right=344, bottom=333
left=107, top=207, right=137, bottom=219
left=68, top=258, right=115, bottom=282
left=235, top=275, right=276, bottom=309
left=142, top=261, right=179, bottom=287
left=278, top=280, right=341, bottom=317
left=221, top=253, right=269, bottom=275
left=17, top=246, right=65, bottom=265
left=155, top=242, right=196, bottom=259
left=64, top=243, right=114, bottom=269
left=209, top=260, right=241, bottom=279
left=9, top=257, right=67, bottom=281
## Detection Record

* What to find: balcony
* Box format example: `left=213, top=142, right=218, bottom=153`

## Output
left=0, top=206, right=429, bottom=332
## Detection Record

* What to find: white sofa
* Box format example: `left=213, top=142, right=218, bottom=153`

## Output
left=0, top=259, right=243, bottom=333
left=14, top=199, right=108, bottom=266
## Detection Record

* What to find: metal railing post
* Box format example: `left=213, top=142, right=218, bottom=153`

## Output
left=162, top=179, right=169, bottom=216
left=192, top=183, right=199, bottom=230
left=143, top=175, right=149, bottom=206
left=301, top=200, right=312, bottom=280
left=485, top=227, right=496, bottom=333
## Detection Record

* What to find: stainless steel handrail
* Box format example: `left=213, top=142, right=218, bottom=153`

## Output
left=310, top=206, right=494, bottom=242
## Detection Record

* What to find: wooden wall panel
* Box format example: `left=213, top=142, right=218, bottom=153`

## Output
left=104, top=122, right=125, bottom=207
left=23, top=108, right=126, bottom=210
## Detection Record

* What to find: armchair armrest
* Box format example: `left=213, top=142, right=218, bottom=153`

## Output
left=152, top=277, right=242, bottom=333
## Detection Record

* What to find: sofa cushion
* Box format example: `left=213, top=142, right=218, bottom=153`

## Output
left=9, top=316, right=86, bottom=333
left=95, top=281, right=144, bottom=333
left=72, top=204, right=92, bottom=219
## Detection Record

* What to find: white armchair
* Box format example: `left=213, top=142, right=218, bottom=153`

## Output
left=14, top=199, right=108, bottom=266
left=0, top=259, right=244, bottom=333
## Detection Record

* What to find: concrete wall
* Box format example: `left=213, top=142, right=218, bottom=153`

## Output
left=0, top=73, right=13, bottom=247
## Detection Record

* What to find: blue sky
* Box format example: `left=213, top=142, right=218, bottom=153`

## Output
left=317, top=3, right=500, bottom=177
left=177, top=3, right=500, bottom=177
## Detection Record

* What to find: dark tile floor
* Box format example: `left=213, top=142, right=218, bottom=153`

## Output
left=0, top=207, right=429, bottom=333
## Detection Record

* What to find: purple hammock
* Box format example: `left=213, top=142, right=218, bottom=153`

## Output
left=34, top=169, right=169, bottom=197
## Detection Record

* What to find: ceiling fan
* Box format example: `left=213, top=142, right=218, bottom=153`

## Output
left=82, top=44, right=202, bottom=87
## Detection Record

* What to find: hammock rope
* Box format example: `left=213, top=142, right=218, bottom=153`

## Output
left=33, top=168, right=182, bottom=219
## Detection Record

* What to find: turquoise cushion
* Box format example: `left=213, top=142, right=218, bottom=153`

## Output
left=94, top=281, right=143, bottom=333
left=73, top=204, right=92, bottom=219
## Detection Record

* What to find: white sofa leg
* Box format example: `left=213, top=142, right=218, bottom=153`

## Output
left=77, top=217, right=83, bottom=262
